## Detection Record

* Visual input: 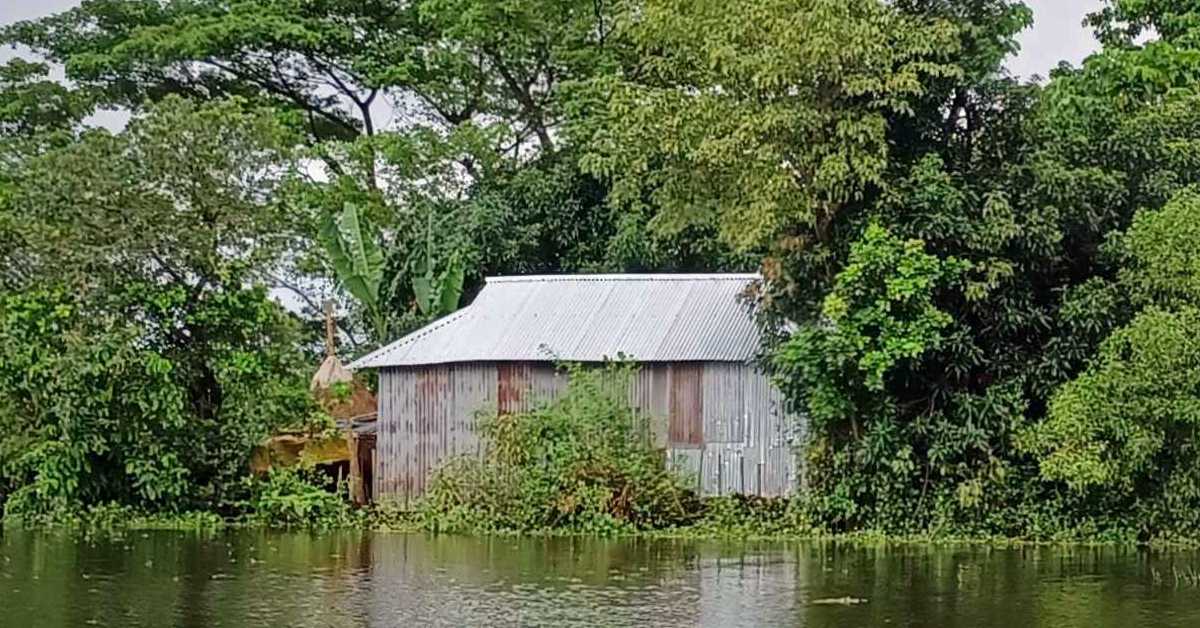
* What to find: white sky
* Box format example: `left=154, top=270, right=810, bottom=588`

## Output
left=2, top=0, right=1105, bottom=81
left=1010, top=0, right=1105, bottom=78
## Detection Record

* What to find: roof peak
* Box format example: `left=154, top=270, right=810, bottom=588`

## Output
left=485, top=273, right=760, bottom=284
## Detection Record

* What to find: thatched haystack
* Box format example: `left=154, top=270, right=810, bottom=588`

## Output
left=251, top=303, right=379, bottom=504
left=311, top=354, right=377, bottom=420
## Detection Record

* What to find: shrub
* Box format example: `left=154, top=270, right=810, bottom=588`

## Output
left=419, top=364, right=699, bottom=534
left=241, top=467, right=353, bottom=529
left=0, top=287, right=318, bottom=520
left=689, top=495, right=812, bottom=537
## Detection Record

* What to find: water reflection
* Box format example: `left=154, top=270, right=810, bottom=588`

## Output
left=2, top=530, right=1200, bottom=627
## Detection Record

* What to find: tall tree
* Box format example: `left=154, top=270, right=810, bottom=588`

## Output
left=3, top=0, right=620, bottom=152
left=572, top=0, right=1200, bottom=538
left=0, top=97, right=316, bottom=518
left=4, top=0, right=633, bottom=343
left=573, top=0, right=962, bottom=254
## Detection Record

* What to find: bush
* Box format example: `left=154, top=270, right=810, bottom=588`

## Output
left=241, top=467, right=353, bottom=529
left=688, top=495, right=812, bottom=537
left=419, top=364, right=699, bottom=534
left=0, top=287, right=318, bottom=521
left=1, top=501, right=225, bottom=536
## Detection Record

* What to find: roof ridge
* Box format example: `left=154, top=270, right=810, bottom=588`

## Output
left=486, top=273, right=760, bottom=284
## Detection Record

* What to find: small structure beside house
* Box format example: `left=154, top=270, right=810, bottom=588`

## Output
left=351, top=274, right=802, bottom=504
left=309, top=350, right=378, bottom=506
left=251, top=303, right=378, bottom=505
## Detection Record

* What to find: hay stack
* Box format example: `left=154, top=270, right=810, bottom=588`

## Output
left=311, top=302, right=377, bottom=420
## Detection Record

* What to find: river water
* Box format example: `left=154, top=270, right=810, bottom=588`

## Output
left=3, top=530, right=1200, bottom=627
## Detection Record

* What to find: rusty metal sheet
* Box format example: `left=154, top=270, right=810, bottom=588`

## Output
left=497, top=363, right=530, bottom=415
left=374, top=361, right=802, bottom=502
left=669, top=364, right=704, bottom=447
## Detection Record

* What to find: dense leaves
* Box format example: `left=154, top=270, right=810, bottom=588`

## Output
left=421, top=365, right=697, bottom=534
left=1017, top=191, right=1200, bottom=539
left=572, top=0, right=1200, bottom=539
left=0, top=98, right=319, bottom=521
left=574, top=0, right=961, bottom=251
left=3, top=0, right=1200, bottom=540
left=775, top=225, right=966, bottom=429
left=0, top=287, right=315, bottom=520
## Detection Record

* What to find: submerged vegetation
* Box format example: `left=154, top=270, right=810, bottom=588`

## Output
left=2, top=0, right=1200, bottom=543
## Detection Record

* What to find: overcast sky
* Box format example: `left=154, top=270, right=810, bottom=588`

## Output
left=3, top=0, right=1106, bottom=81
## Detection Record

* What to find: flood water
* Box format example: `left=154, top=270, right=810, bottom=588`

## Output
left=3, top=530, right=1200, bottom=627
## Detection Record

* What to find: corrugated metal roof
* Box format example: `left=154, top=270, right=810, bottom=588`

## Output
left=351, top=274, right=764, bottom=368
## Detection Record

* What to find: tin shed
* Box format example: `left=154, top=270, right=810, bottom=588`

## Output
left=351, top=274, right=802, bottom=503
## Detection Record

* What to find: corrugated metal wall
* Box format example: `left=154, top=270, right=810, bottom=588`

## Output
left=375, top=362, right=802, bottom=503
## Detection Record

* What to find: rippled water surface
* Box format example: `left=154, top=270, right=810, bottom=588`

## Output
left=3, top=529, right=1200, bottom=627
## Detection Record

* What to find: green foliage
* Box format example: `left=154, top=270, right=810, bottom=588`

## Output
left=0, top=98, right=318, bottom=521
left=796, top=0, right=1200, bottom=541
left=240, top=468, right=353, bottom=529
left=705, top=1, right=1200, bottom=541
left=3, top=0, right=403, bottom=141
left=1087, top=0, right=1200, bottom=44
left=1, top=0, right=632, bottom=344
left=1018, top=191, right=1200, bottom=540
left=1120, top=190, right=1200, bottom=307
left=1025, top=307, right=1200, bottom=493
left=775, top=225, right=965, bottom=428
left=0, top=285, right=316, bottom=522
left=4, top=0, right=1200, bottom=544
left=574, top=0, right=962, bottom=250
left=318, top=203, right=388, bottom=339
left=6, top=95, right=299, bottom=293
left=686, top=496, right=812, bottom=538
left=0, top=59, right=90, bottom=137
left=0, top=502, right=226, bottom=537
left=420, top=365, right=698, bottom=534
left=410, top=213, right=465, bottom=319
left=320, top=204, right=385, bottom=311
left=1, top=0, right=617, bottom=149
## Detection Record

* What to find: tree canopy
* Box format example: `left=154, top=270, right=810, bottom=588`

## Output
left=3, top=0, right=1200, bottom=540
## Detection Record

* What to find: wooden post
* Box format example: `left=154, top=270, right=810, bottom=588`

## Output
left=323, top=300, right=337, bottom=359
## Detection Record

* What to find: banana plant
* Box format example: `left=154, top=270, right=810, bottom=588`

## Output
left=411, top=212, right=465, bottom=318
left=318, top=202, right=388, bottom=341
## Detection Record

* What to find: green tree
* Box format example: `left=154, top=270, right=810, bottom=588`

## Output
left=1019, top=191, right=1200, bottom=539
left=3, top=0, right=630, bottom=345
left=0, top=97, right=318, bottom=519
left=772, top=225, right=967, bottom=529
left=0, top=59, right=95, bottom=290
left=573, top=0, right=962, bottom=252
left=2, top=0, right=619, bottom=148
left=0, top=59, right=91, bottom=138
left=571, top=0, right=1200, bottom=538
left=775, top=225, right=965, bottom=430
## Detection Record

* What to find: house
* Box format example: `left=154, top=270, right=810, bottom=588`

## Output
left=350, top=274, right=802, bottom=503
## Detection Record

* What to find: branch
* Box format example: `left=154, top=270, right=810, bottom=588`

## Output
left=268, top=272, right=363, bottom=350
left=487, top=47, right=555, bottom=152
left=202, top=58, right=362, bottom=140
left=410, top=83, right=476, bottom=126
left=306, top=53, right=378, bottom=136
